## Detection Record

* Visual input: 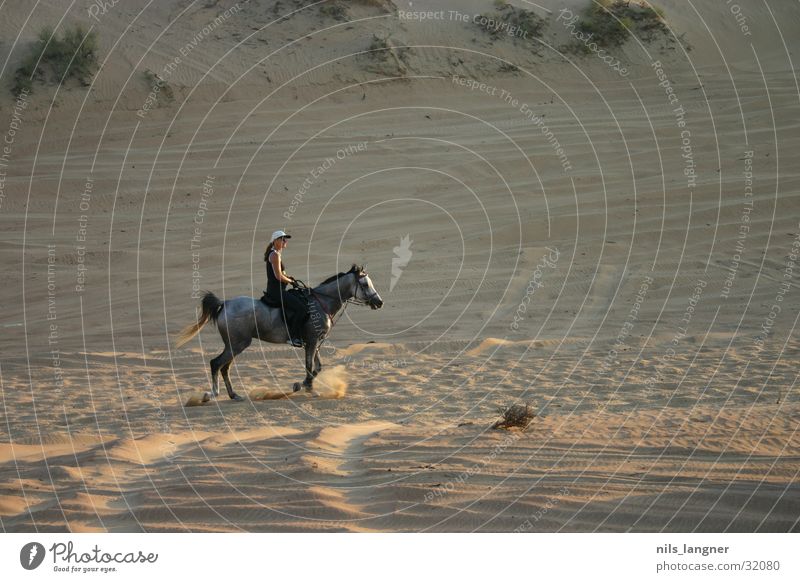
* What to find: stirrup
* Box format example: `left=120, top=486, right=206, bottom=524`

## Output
left=287, top=338, right=303, bottom=348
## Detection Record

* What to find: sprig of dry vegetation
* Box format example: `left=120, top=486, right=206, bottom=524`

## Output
left=361, top=33, right=411, bottom=76
left=492, top=403, right=536, bottom=430
left=143, top=69, right=175, bottom=105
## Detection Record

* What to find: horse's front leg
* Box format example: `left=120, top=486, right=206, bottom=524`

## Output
left=293, top=341, right=317, bottom=392
left=312, top=348, right=322, bottom=377
left=303, top=341, right=316, bottom=390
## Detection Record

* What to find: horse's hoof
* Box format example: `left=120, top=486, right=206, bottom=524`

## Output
left=202, top=392, right=212, bottom=403
left=231, top=394, right=244, bottom=402
left=292, top=382, right=302, bottom=393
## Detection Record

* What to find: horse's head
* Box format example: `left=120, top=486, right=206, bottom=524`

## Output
left=351, top=265, right=383, bottom=309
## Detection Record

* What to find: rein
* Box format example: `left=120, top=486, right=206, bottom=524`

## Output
left=310, top=288, right=351, bottom=348
left=294, top=277, right=365, bottom=333
left=310, top=289, right=337, bottom=325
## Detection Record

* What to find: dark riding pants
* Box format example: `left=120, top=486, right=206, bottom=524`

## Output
left=268, top=289, right=308, bottom=338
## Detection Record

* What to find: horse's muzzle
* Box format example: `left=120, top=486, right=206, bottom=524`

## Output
left=370, top=297, right=384, bottom=309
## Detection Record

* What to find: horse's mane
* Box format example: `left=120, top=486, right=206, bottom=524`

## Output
left=318, top=264, right=362, bottom=286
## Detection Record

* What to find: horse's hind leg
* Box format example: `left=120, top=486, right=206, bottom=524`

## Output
left=220, top=360, right=241, bottom=401
left=221, top=339, right=252, bottom=401
left=209, top=345, right=233, bottom=399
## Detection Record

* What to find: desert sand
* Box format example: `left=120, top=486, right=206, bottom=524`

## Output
left=0, top=0, right=798, bottom=532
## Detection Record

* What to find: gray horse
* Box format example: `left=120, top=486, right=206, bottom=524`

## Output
left=176, top=264, right=383, bottom=400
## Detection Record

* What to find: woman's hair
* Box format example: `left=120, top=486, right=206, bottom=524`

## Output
left=264, top=241, right=275, bottom=262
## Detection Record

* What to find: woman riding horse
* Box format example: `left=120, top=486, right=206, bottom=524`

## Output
left=176, top=262, right=384, bottom=400
left=263, top=230, right=307, bottom=347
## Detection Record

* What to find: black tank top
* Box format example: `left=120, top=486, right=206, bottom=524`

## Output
left=266, top=250, right=287, bottom=297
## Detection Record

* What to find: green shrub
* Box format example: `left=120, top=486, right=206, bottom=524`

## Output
left=475, top=5, right=546, bottom=41
left=575, top=1, right=669, bottom=48
left=351, top=0, right=396, bottom=10
left=367, top=34, right=390, bottom=60
left=143, top=69, right=174, bottom=104
left=649, top=4, right=666, bottom=20
left=13, top=24, right=98, bottom=95
left=319, top=2, right=347, bottom=21
left=319, top=0, right=396, bottom=19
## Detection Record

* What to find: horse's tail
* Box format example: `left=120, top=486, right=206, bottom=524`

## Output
left=175, top=291, right=224, bottom=348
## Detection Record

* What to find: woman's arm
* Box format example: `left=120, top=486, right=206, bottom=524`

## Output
left=269, top=251, right=294, bottom=284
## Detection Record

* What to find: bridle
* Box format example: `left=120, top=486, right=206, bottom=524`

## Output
left=298, top=272, right=373, bottom=329
left=348, top=274, right=375, bottom=307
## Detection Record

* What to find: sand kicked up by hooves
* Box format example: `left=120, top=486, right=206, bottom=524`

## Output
left=184, top=394, right=210, bottom=407
left=277, top=365, right=350, bottom=399
left=186, top=365, right=351, bottom=403
left=310, top=365, right=349, bottom=398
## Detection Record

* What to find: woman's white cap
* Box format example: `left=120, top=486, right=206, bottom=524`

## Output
left=270, top=230, right=292, bottom=243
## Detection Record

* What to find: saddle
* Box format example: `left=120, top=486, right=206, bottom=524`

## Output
left=259, top=292, right=281, bottom=309
left=260, top=288, right=311, bottom=317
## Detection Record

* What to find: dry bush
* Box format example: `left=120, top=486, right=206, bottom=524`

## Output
left=492, top=403, right=536, bottom=429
